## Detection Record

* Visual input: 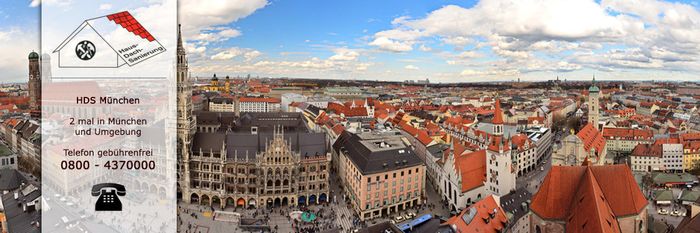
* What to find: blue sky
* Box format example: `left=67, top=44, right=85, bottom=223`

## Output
left=2, top=0, right=700, bottom=83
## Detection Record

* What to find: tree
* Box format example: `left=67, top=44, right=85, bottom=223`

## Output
left=566, top=116, right=582, bottom=132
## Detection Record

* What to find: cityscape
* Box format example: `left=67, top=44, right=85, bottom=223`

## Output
left=170, top=25, right=700, bottom=232
left=0, top=0, right=698, bottom=233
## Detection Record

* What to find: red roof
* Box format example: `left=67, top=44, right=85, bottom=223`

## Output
left=577, top=123, right=606, bottom=157
left=106, top=11, right=154, bottom=41
left=602, top=127, right=653, bottom=140
left=492, top=99, right=504, bottom=124
left=630, top=144, right=662, bottom=158
left=443, top=195, right=507, bottom=232
left=487, top=136, right=510, bottom=152
left=331, top=124, right=345, bottom=135
left=566, top=167, right=621, bottom=233
left=327, top=102, right=368, bottom=117
left=510, top=134, right=532, bottom=151
left=681, top=133, right=700, bottom=142
left=531, top=164, right=647, bottom=222
left=454, top=150, right=487, bottom=192
left=527, top=116, right=545, bottom=125
left=415, top=130, right=433, bottom=146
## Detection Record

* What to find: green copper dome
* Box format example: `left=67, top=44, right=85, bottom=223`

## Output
left=588, top=85, right=600, bottom=92
left=588, top=76, right=600, bottom=92
left=28, top=51, right=39, bottom=60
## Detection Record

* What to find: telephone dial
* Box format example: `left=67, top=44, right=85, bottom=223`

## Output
left=91, top=183, right=126, bottom=211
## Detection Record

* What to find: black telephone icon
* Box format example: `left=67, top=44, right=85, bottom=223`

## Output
left=91, top=183, right=126, bottom=211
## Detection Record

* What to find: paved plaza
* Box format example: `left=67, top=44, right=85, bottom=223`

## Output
left=178, top=173, right=452, bottom=233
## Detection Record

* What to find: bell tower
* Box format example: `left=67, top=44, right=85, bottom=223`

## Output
left=28, top=51, right=41, bottom=111
left=588, top=76, right=600, bottom=129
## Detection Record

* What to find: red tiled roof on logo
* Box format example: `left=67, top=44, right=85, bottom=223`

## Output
left=106, top=11, right=155, bottom=41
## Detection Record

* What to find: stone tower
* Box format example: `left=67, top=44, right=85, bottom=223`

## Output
left=486, top=99, right=517, bottom=196
left=588, top=76, right=600, bottom=129
left=176, top=24, right=196, bottom=200
left=28, top=51, right=41, bottom=111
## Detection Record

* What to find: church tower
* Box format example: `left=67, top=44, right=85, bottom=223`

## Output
left=486, top=99, right=516, bottom=196
left=588, top=76, right=600, bottom=129
left=176, top=24, right=196, bottom=200
left=28, top=51, right=41, bottom=111
left=225, top=75, right=231, bottom=93
left=210, top=74, right=219, bottom=91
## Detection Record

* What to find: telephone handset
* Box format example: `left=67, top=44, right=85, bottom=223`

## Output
left=91, top=183, right=126, bottom=211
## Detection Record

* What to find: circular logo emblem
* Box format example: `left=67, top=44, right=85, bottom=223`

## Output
left=75, top=40, right=96, bottom=60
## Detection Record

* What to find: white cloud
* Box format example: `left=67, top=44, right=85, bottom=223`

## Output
left=419, top=44, right=432, bottom=52
left=404, top=65, right=419, bottom=70
left=369, top=37, right=413, bottom=52
left=369, top=0, right=700, bottom=74
left=210, top=47, right=262, bottom=61
left=244, top=50, right=262, bottom=61
left=329, top=48, right=360, bottom=61
left=179, top=0, right=267, bottom=36
left=0, top=28, right=38, bottom=82
left=193, top=28, right=241, bottom=43
left=460, top=68, right=519, bottom=76
left=99, top=3, right=112, bottom=10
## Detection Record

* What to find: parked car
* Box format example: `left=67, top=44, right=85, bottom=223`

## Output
left=658, top=209, right=668, bottom=215
left=395, top=216, right=404, bottom=221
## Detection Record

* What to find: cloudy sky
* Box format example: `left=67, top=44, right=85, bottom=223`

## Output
left=2, top=0, right=700, bottom=83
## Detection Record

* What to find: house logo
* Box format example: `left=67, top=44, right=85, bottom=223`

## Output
left=53, top=11, right=166, bottom=68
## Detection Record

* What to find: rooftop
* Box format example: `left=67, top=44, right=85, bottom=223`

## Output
left=333, top=130, right=423, bottom=175
left=442, top=195, right=508, bottom=233
left=530, top=164, right=647, bottom=232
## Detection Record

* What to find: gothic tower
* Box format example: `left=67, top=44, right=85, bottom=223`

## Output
left=485, top=99, right=516, bottom=196
left=177, top=24, right=196, bottom=200
left=28, top=51, right=41, bottom=111
left=588, top=76, right=600, bottom=129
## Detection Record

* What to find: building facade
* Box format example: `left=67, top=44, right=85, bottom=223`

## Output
left=333, top=130, right=426, bottom=220
left=185, top=112, right=331, bottom=209
left=630, top=144, right=663, bottom=172
left=209, top=97, right=235, bottom=112
left=238, top=97, right=281, bottom=113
